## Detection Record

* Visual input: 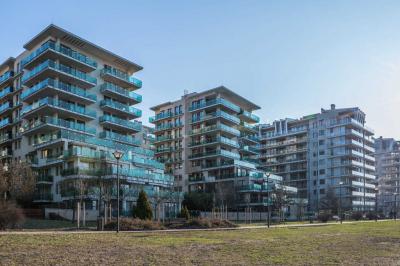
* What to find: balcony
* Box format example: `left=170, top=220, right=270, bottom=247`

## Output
left=241, top=145, right=259, bottom=155
left=352, top=181, right=376, bottom=189
left=99, top=115, right=142, bottom=133
left=100, top=67, right=142, bottom=89
left=100, top=82, right=142, bottom=104
left=237, top=184, right=272, bottom=192
left=149, top=111, right=183, bottom=123
left=154, top=122, right=183, bottom=132
left=0, top=71, right=13, bottom=87
left=100, top=99, right=141, bottom=119
left=0, top=102, right=12, bottom=116
left=189, top=98, right=241, bottom=113
left=37, top=175, right=53, bottom=184
left=22, top=60, right=97, bottom=88
left=189, top=123, right=240, bottom=137
left=132, top=156, right=165, bottom=170
left=0, top=118, right=12, bottom=129
left=239, top=110, right=260, bottom=123
left=0, top=86, right=13, bottom=101
left=21, top=78, right=96, bottom=104
left=155, top=147, right=182, bottom=154
left=241, top=134, right=260, bottom=144
left=0, top=149, right=12, bottom=159
left=189, top=136, right=240, bottom=148
left=189, top=149, right=240, bottom=160
left=21, top=97, right=96, bottom=121
left=33, top=192, right=53, bottom=202
left=22, top=116, right=96, bottom=136
left=153, top=135, right=182, bottom=144
left=191, top=111, right=240, bottom=125
left=99, top=131, right=141, bottom=146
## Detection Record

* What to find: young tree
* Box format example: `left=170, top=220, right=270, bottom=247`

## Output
left=320, top=187, right=339, bottom=214
left=134, top=190, right=153, bottom=220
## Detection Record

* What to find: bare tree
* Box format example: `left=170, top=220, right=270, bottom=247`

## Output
left=0, top=162, right=36, bottom=204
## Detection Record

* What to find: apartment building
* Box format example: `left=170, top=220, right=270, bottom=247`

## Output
left=375, top=137, right=399, bottom=216
left=150, top=87, right=300, bottom=211
left=0, top=24, right=175, bottom=215
left=259, top=104, right=376, bottom=212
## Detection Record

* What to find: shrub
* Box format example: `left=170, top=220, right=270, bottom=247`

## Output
left=170, top=218, right=238, bottom=229
left=134, top=190, right=153, bottom=220
left=104, top=218, right=164, bottom=231
left=366, top=212, right=377, bottom=220
left=351, top=211, right=363, bottom=221
left=179, top=206, right=190, bottom=220
left=0, top=201, right=24, bottom=230
left=317, top=213, right=331, bottom=223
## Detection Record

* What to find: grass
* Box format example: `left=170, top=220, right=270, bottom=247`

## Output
left=0, top=221, right=399, bottom=265
left=20, top=219, right=96, bottom=230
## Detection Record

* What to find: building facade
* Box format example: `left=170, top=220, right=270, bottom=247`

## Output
left=0, top=24, right=175, bottom=215
left=150, top=87, right=300, bottom=213
left=375, top=137, right=400, bottom=217
left=259, top=105, right=376, bottom=212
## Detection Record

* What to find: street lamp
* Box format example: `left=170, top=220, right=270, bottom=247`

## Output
left=113, top=150, right=124, bottom=233
left=339, top=181, right=343, bottom=224
left=394, top=193, right=398, bottom=221
left=266, top=173, right=271, bottom=228
left=374, top=187, right=379, bottom=222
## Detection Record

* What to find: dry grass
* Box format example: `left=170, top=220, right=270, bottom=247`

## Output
left=0, top=221, right=399, bottom=265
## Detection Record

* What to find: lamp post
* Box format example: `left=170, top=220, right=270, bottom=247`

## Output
left=394, top=193, right=398, bottom=221
left=266, top=173, right=271, bottom=228
left=112, top=150, right=124, bottom=233
left=374, top=187, right=378, bottom=222
left=339, top=181, right=343, bottom=224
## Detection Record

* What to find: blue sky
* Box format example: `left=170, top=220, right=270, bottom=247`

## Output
left=2, top=0, right=400, bottom=138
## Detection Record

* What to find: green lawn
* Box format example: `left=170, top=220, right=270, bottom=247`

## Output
left=0, top=221, right=399, bottom=265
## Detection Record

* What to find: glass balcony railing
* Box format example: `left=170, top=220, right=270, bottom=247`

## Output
left=0, top=102, right=10, bottom=113
left=189, top=123, right=240, bottom=136
left=101, top=67, right=142, bottom=88
left=132, top=156, right=165, bottom=170
left=0, top=87, right=12, bottom=99
left=21, top=78, right=96, bottom=101
left=154, top=122, right=184, bottom=131
left=154, top=135, right=181, bottom=142
left=191, top=110, right=240, bottom=124
left=240, top=110, right=260, bottom=123
left=60, top=158, right=171, bottom=185
left=21, top=40, right=97, bottom=68
left=100, top=82, right=142, bottom=102
left=99, top=115, right=142, bottom=132
left=149, top=111, right=183, bottom=123
left=99, top=131, right=141, bottom=146
left=0, top=118, right=11, bottom=128
left=189, top=98, right=241, bottom=112
left=21, top=97, right=96, bottom=118
left=22, top=60, right=97, bottom=85
left=189, top=149, right=240, bottom=160
left=23, top=116, right=96, bottom=135
left=189, top=136, right=239, bottom=148
left=100, top=99, right=142, bottom=117
left=0, top=71, right=13, bottom=84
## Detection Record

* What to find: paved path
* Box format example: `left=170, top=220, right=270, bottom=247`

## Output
left=0, top=219, right=395, bottom=235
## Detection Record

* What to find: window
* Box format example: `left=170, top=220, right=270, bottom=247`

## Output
left=320, top=189, right=325, bottom=194
left=319, top=169, right=325, bottom=175
left=319, top=179, right=325, bottom=185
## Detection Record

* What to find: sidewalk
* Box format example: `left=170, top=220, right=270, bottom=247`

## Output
left=0, top=219, right=394, bottom=235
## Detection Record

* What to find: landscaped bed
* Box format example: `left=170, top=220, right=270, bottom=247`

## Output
left=103, top=218, right=238, bottom=231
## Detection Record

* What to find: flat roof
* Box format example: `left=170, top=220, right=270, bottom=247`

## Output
left=0, top=57, right=15, bottom=73
left=195, top=86, right=261, bottom=111
left=23, top=24, right=143, bottom=74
